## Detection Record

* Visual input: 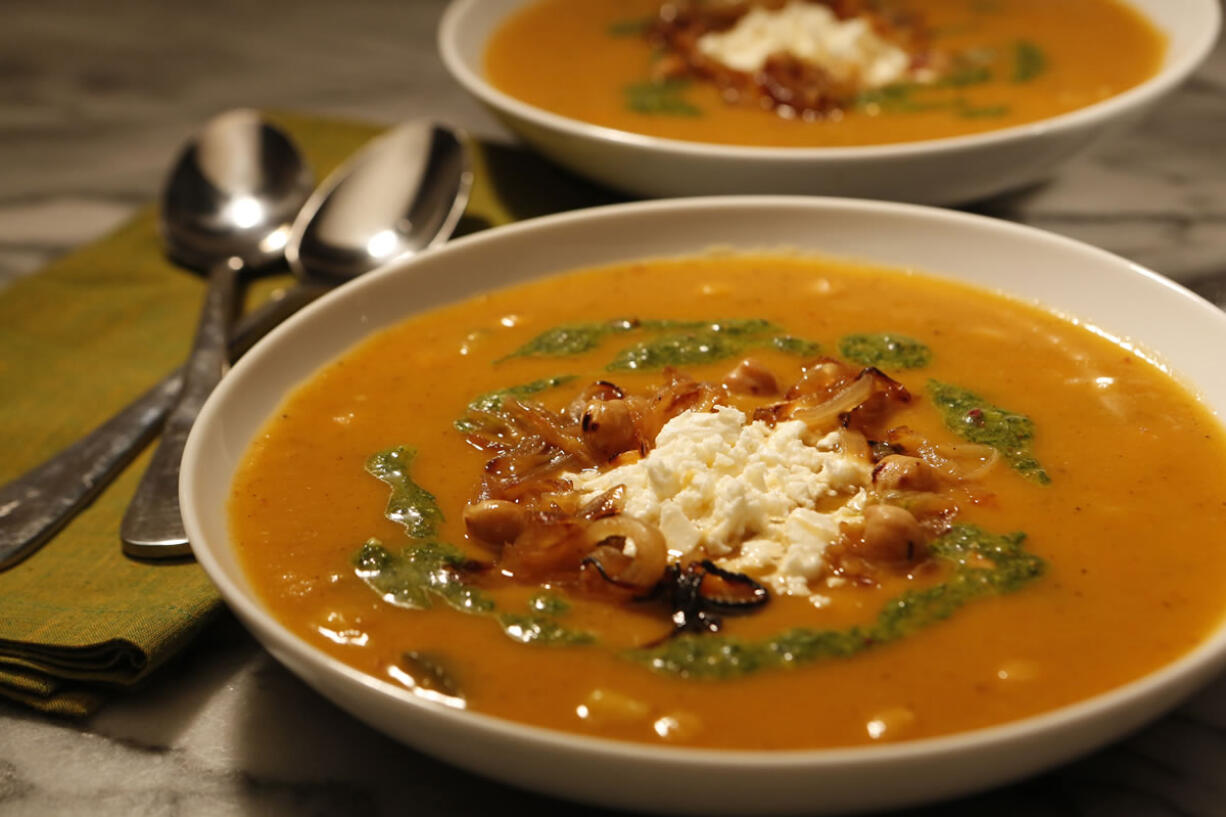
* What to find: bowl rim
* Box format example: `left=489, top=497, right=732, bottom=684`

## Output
left=437, top=0, right=1221, bottom=161
left=183, top=195, right=1226, bottom=776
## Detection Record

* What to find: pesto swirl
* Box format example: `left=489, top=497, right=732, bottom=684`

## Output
left=357, top=444, right=1045, bottom=677
left=839, top=333, right=931, bottom=369
left=499, top=316, right=821, bottom=371
left=927, top=380, right=1050, bottom=483
left=630, top=526, right=1045, bottom=679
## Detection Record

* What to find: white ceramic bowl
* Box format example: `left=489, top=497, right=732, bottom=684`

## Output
left=438, top=0, right=1220, bottom=204
left=182, top=198, right=1226, bottom=815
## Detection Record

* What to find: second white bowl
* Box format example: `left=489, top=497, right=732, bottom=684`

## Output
left=438, top=0, right=1220, bottom=203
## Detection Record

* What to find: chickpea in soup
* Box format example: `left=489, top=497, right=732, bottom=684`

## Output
left=484, top=0, right=1166, bottom=147
left=231, top=255, right=1226, bottom=749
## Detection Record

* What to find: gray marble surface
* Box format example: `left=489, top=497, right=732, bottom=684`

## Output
left=2, top=2, right=1226, bottom=815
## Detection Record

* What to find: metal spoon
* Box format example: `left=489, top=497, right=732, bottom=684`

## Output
left=119, top=110, right=315, bottom=557
left=0, top=120, right=471, bottom=568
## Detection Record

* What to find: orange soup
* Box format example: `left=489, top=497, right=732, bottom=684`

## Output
left=231, top=255, right=1226, bottom=749
left=485, top=0, right=1166, bottom=147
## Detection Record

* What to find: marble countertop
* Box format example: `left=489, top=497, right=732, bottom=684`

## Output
left=2, top=2, right=1226, bottom=814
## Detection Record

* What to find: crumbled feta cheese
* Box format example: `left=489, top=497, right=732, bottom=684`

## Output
left=696, top=0, right=911, bottom=89
left=566, top=406, right=873, bottom=601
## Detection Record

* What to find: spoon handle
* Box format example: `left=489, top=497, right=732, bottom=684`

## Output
left=120, top=260, right=240, bottom=556
left=0, top=282, right=324, bottom=570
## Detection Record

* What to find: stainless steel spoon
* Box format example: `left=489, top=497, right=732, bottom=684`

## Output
left=0, top=120, right=471, bottom=568
left=119, top=110, right=314, bottom=557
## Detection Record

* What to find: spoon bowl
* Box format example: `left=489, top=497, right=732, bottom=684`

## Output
left=161, top=109, right=314, bottom=272
left=288, top=121, right=470, bottom=285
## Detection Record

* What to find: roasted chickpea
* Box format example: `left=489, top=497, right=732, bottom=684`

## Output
left=872, top=455, right=941, bottom=492
left=582, top=398, right=638, bottom=460
left=463, top=499, right=525, bottom=546
left=722, top=358, right=779, bottom=396
left=854, top=504, right=928, bottom=565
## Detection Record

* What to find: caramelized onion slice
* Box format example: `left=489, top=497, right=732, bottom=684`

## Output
left=928, top=442, right=1002, bottom=482
left=500, top=512, right=590, bottom=580
left=694, top=560, right=769, bottom=611
left=578, top=485, right=626, bottom=520
left=788, top=371, right=875, bottom=432
left=832, top=427, right=872, bottom=461
left=581, top=516, right=668, bottom=591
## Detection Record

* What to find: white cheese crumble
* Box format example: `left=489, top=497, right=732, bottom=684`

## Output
left=696, top=0, right=911, bottom=89
left=566, top=406, right=872, bottom=600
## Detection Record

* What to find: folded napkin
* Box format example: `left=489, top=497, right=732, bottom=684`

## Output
left=0, top=112, right=623, bottom=716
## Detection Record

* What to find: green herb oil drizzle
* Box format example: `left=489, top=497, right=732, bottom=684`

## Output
left=927, top=380, right=1051, bottom=483
left=364, top=446, right=444, bottom=539
left=1012, top=40, right=1047, bottom=82
left=497, top=319, right=639, bottom=362
left=502, top=317, right=821, bottom=370
left=354, top=538, right=493, bottom=613
left=607, top=16, right=652, bottom=37
left=606, top=319, right=780, bottom=371
left=630, top=525, right=1045, bottom=679
left=455, top=375, right=577, bottom=433
left=838, top=333, right=932, bottom=369
left=624, top=79, right=702, bottom=116
left=358, top=448, right=595, bottom=646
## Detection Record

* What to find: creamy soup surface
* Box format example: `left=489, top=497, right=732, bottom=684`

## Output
left=231, top=255, right=1226, bottom=749
left=485, top=0, right=1166, bottom=147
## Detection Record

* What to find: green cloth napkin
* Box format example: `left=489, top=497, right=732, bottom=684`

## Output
left=0, top=112, right=623, bottom=716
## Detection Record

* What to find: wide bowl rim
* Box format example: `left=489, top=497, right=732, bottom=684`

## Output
left=183, top=196, right=1226, bottom=784
left=437, top=0, right=1221, bottom=162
